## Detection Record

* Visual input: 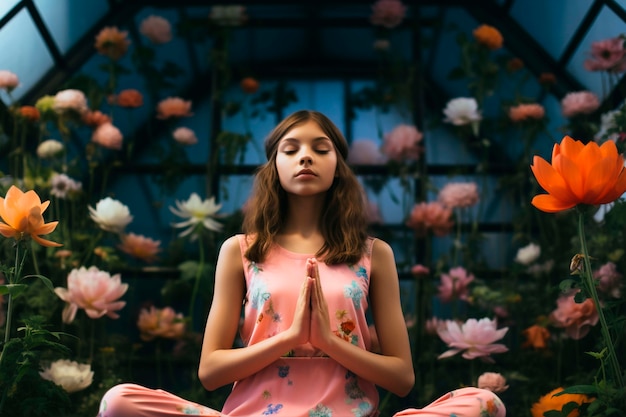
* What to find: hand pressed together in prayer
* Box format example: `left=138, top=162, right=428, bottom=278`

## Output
left=289, top=258, right=333, bottom=352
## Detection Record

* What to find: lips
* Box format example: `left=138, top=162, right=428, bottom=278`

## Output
left=296, top=169, right=316, bottom=177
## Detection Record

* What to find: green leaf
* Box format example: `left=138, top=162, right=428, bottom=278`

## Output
left=21, top=274, right=54, bottom=292
left=0, top=283, right=28, bottom=297
left=554, top=385, right=598, bottom=395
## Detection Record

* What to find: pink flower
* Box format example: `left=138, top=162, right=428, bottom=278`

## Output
left=172, top=127, right=198, bottom=145
left=508, top=103, right=545, bottom=122
left=437, top=266, right=475, bottom=303
left=0, top=70, right=19, bottom=92
left=584, top=36, right=626, bottom=73
left=381, top=124, right=423, bottom=162
left=53, top=89, right=88, bottom=115
left=405, top=201, right=454, bottom=237
left=477, top=372, right=509, bottom=394
left=593, top=261, right=622, bottom=298
left=438, top=181, right=479, bottom=208
left=550, top=290, right=599, bottom=340
left=156, top=97, right=193, bottom=119
left=137, top=306, right=186, bottom=341
left=425, top=317, right=447, bottom=335
left=139, top=15, right=172, bottom=44
left=411, top=264, right=430, bottom=278
left=561, top=91, right=600, bottom=118
left=54, top=266, right=128, bottom=324
left=370, top=0, right=407, bottom=29
left=437, top=317, right=509, bottom=362
left=118, top=233, right=162, bottom=263
left=347, top=139, right=387, bottom=165
left=92, top=122, right=123, bottom=150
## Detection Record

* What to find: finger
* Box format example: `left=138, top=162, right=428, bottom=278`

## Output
left=307, top=258, right=316, bottom=279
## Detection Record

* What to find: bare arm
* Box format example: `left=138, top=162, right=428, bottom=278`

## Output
left=198, top=236, right=311, bottom=391
left=309, top=240, right=415, bottom=396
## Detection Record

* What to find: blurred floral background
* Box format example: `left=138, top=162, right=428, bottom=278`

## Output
left=1, top=1, right=626, bottom=416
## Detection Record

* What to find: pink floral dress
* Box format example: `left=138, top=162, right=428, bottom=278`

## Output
left=97, top=234, right=505, bottom=417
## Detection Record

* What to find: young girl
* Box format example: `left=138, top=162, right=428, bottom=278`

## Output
left=98, top=110, right=505, bottom=417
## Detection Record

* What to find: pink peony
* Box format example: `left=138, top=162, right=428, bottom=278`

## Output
left=137, top=306, right=186, bottom=341
left=561, top=91, right=600, bottom=118
left=139, top=15, right=172, bottom=44
left=54, top=266, right=128, bottom=324
left=92, top=122, right=123, bottom=150
left=53, top=89, right=88, bottom=115
left=0, top=70, right=19, bottom=91
left=405, top=201, right=454, bottom=237
left=347, top=139, right=387, bottom=165
left=172, top=127, right=198, bottom=145
left=381, top=124, right=423, bottom=162
left=438, top=181, right=479, bottom=208
left=477, top=372, right=509, bottom=394
left=156, top=97, right=193, bottom=119
left=593, top=261, right=622, bottom=298
left=118, top=233, right=162, bottom=263
left=550, top=290, right=599, bottom=340
left=370, top=0, right=407, bottom=29
left=584, top=36, right=626, bottom=73
left=437, top=266, right=475, bottom=303
left=437, top=317, right=509, bottom=362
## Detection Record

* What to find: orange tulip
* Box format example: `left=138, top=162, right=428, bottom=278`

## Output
left=0, top=186, right=62, bottom=247
left=530, top=136, right=626, bottom=213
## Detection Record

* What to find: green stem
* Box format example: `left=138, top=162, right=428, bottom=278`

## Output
left=577, top=210, right=624, bottom=388
left=189, top=235, right=206, bottom=330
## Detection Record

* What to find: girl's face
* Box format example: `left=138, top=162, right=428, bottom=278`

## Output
left=275, top=120, right=338, bottom=197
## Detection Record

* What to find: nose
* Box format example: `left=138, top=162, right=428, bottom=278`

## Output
left=299, top=153, right=312, bottom=165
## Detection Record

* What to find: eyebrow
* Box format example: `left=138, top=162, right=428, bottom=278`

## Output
left=280, top=136, right=332, bottom=144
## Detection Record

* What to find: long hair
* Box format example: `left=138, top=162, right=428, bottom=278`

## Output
left=242, top=110, right=368, bottom=265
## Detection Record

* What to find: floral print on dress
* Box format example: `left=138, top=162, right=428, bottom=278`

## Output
left=478, top=394, right=503, bottom=417
left=344, top=371, right=366, bottom=400
left=262, top=403, right=283, bottom=415
left=334, top=310, right=359, bottom=345
left=349, top=264, right=368, bottom=282
left=351, top=401, right=374, bottom=417
left=309, top=403, right=333, bottom=417
left=343, top=280, right=364, bottom=309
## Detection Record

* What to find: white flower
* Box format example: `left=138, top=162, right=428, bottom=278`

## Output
left=36, top=139, right=64, bottom=159
left=53, top=89, right=88, bottom=114
left=89, top=197, right=133, bottom=233
left=514, top=242, right=541, bottom=265
left=443, top=97, right=482, bottom=126
left=40, top=359, right=94, bottom=393
left=595, top=108, right=621, bottom=144
left=50, top=173, right=82, bottom=199
left=170, top=193, right=223, bottom=238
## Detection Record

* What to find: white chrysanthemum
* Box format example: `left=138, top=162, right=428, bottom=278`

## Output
left=170, top=193, right=223, bottom=238
left=443, top=97, right=482, bottom=126
left=36, top=139, right=65, bottom=159
left=40, top=359, right=94, bottom=393
left=595, top=108, right=621, bottom=143
left=514, top=242, right=541, bottom=265
left=88, top=197, right=133, bottom=233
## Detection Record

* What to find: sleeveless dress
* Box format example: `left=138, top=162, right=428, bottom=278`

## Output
left=221, top=234, right=379, bottom=416
left=97, top=234, right=506, bottom=417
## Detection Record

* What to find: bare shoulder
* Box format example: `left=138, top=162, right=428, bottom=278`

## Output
left=370, top=238, right=397, bottom=278
left=216, top=235, right=244, bottom=272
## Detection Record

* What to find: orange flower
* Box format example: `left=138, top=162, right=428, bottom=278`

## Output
left=509, top=103, right=545, bottom=122
left=522, top=324, right=550, bottom=349
left=18, top=105, right=40, bottom=122
left=539, top=72, right=557, bottom=85
left=0, top=186, right=62, bottom=247
left=95, top=26, right=131, bottom=60
left=82, top=110, right=111, bottom=127
left=473, top=24, right=503, bottom=50
left=530, top=135, right=626, bottom=212
left=240, top=77, right=260, bottom=94
left=531, top=387, right=593, bottom=417
left=116, top=89, right=143, bottom=108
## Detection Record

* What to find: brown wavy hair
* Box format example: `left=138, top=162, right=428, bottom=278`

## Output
left=242, top=110, right=368, bottom=265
